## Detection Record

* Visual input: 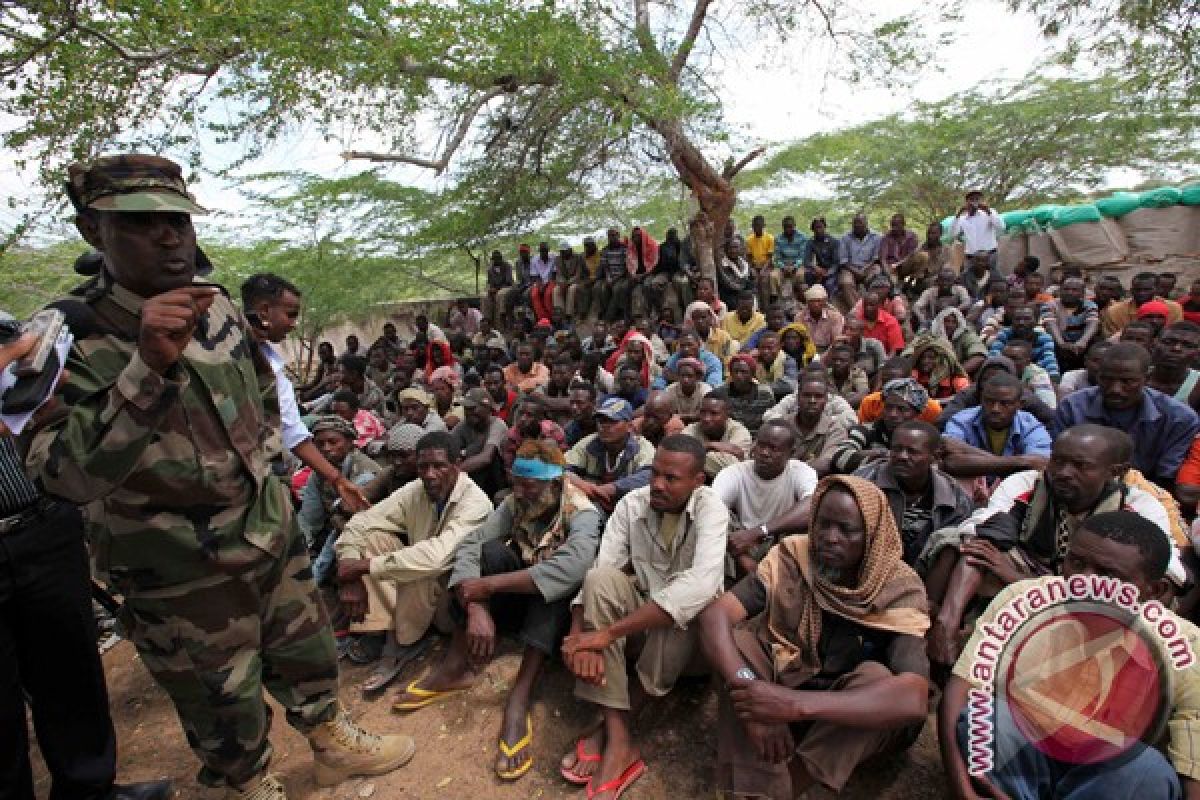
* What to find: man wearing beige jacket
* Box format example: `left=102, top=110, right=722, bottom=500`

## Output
left=335, top=430, right=492, bottom=692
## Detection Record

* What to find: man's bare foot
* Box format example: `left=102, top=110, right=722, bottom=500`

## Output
left=392, top=666, right=476, bottom=706
left=559, top=721, right=605, bottom=782
left=588, top=739, right=643, bottom=799
left=495, top=702, right=533, bottom=778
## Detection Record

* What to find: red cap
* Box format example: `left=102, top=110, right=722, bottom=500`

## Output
left=1137, top=300, right=1170, bottom=319
left=518, top=243, right=531, bottom=253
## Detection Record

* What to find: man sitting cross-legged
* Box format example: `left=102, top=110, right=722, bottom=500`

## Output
left=558, top=435, right=728, bottom=798
left=395, top=441, right=604, bottom=781
left=697, top=476, right=932, bottom=799
left=335, top=431, right=493, bottom=692
left=923, top=424, right=1185, bottom=672
left=939, top=511, right=1200, bottom=800
left=714, top=419, right=818, bottom=577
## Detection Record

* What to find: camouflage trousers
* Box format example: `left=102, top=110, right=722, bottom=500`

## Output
left=118, top=526, right=339, bottom=787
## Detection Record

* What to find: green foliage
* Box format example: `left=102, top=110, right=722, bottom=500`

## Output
left=1008, top=0, right=1199, bottom=104
left=0, top=241, right=89, bottom=318
left=739, top=76, right=1198, bottom=227
left=0, top=0, right=954, bottom=239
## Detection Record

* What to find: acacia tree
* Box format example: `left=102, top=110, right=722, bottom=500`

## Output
left=744, top=76, right=1199, bottom=223
left=1008, top=0, right=1198, bottom=103
left=0, top=0, right=949, bottom=282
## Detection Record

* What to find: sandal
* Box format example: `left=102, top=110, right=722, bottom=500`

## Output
left=361, top=637, right=432, bottom=694
left=391, top=679, right=467, bottom=712
left=560, top=738, right=602, bottom=785
left=587, top=759, right=646, bottom=799
left=345, top=634, right=384, bottom=665
left=495, top=714, right=533, bottom=781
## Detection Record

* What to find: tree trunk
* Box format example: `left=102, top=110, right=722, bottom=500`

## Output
left=649, top=117, right=746, bottom=286
left=688, top=183, right=736, bottom=284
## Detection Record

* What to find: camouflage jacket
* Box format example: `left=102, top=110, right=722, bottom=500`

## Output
left=28, top=272, right=289, bottom=595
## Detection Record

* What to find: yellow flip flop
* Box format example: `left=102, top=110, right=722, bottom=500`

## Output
left=391, top=680, right=466, bottom=712
left=495, top=714, right=534, bottom=781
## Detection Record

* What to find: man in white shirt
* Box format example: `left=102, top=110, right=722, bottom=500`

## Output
left=558, top=435, right=728, bottom=798
left=713, top=419, right=817, bottom=576
left=241, top=273, right=370, bottom=514
left=949, top=189, right=1006, bottom=267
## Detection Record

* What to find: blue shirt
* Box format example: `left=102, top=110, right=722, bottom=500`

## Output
left=774, top=232, right=808, bottom=267
left=944, top=408, right=1052, bottom=458
left=839, top=231, right=882, bottom=267
left=1055, top=387, right=1200, bottom=485
left=988, top=329, right=1061, bottom=381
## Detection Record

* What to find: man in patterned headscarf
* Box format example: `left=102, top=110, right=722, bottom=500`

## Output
left=697, top=476, right=931, bottom=798
left=393, top=440, right=603, bottom=781
left=828, top=378, right=928, bottom=474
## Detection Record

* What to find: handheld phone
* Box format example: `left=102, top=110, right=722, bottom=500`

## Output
left=1, top=309, right=67, bottom=415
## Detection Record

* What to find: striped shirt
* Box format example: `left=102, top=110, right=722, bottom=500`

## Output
left=0, top=435, right=39, bottom=515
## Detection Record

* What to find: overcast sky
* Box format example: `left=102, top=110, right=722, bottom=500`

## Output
left=0, top=0, right=1050, bottom=238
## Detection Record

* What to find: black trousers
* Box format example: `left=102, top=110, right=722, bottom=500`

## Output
left=450, top=539, right=572, bottom=656
left=0, top=502, right=116, bottom=800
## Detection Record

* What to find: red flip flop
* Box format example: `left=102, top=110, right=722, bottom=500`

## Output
left=587, top=759, right=646, bottom=799
left=560, top=739, right=602, bottom=785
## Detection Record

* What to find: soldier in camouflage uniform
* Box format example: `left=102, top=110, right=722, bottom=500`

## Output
left=28, top=155, right=415, bottom=799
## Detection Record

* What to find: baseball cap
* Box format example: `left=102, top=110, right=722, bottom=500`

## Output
left=460, top=387, right=492, bottom=409
left=67, top=154, right=208, bottom=215
left=594, top=397, right=634, bottom=422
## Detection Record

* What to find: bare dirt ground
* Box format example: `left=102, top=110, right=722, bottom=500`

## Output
left=32, top=636, right=949, bottom=799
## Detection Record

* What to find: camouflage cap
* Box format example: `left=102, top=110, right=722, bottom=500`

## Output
left=67, top=154, right=208, bottom=215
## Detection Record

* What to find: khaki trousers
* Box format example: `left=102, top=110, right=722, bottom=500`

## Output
left=573, top=566, right=698, bottom=711
left=343, top=529, right=448, bottom=645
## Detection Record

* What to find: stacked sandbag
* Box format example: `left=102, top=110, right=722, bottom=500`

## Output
left=1046, top=204, right=1128, bottom=267
left=1095, top=192, right=1141, bottom=218
left=1118, top=188, right=1198, bottom=260
left=1025, top=228, right=1061, bottom=269
left=996, top=232, right=1027, bottom=272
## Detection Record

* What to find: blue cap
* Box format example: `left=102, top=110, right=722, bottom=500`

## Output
left=595, top=396, right=634, bottom=422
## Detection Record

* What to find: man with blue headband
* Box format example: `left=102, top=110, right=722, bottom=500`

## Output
left=392, top=439, right=603, bottom=782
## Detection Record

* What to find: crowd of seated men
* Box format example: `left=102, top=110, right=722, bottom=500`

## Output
left=278, top=192, right=1200, bottom=799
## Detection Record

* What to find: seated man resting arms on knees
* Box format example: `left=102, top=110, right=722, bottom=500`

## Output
left=559, top=435, right=728, bottom=799
left=395, top=441, right=603, bottom=781
left=923, top=424, right=1184, bottom=671
left=939, top=511, right=1200, bottom=800
left=698, top=476, right=931, bottom=799
left=335, top=431, right=492, bottom=690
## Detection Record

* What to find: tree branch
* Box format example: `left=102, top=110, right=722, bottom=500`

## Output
left=342, top=85, right=508, bottom=174
left=73, top=23, right=220, bottom=75
left=722, top=146, right=766, bottom=179
left=669, top=0, right=713, bottom=83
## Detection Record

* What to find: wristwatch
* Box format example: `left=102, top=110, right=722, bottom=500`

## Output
left=758, top=524, right=770, bottom=542
left=735, top=666, right=757, bottom=682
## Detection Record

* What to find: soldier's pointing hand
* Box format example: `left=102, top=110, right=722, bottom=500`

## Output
left=139, top=287, right=219, bottom=374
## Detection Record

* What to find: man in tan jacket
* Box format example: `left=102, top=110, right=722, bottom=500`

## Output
left=335, top=430, right=492, bottom=692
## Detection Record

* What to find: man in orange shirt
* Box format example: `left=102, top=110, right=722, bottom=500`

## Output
left=858, top=290, right=906, bottom=355
left=502, top=341, right=550, bottom=392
